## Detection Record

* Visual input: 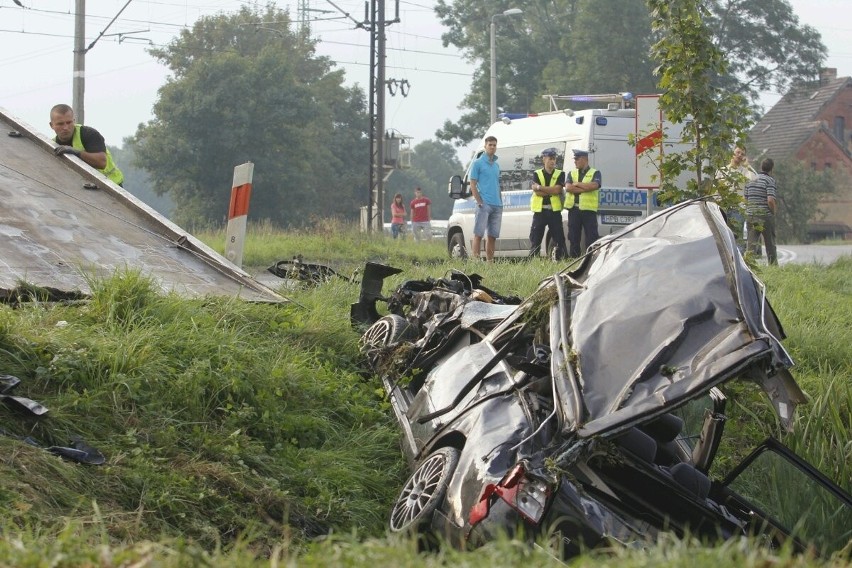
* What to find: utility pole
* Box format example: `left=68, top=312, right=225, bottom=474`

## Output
left=73, top=0, right=85, bottom=122
left=297, top=0, right=311, bottom=35
left=297, top=1, right=334, bottom=38
left=367, top=0, right=385, bottom=233
left=71, top=0, right=134, bottom=122
left=366, top=0, right=400, bottom=233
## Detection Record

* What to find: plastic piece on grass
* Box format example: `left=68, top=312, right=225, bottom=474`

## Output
left=0, top=394, right=49, bottom=415
left=47, top=439, right=105, bottom=465
left=0, top=374, right=22, bottom=394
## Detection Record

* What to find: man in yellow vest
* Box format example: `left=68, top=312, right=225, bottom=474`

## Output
left=49, top=104, right=124, bottom=186
left=565, top=148, right=601, bottom=257
left=529, top=147, right=568, bottom=260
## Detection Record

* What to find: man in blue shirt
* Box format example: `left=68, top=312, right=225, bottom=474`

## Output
left=469, top=136, right=501, bottom=261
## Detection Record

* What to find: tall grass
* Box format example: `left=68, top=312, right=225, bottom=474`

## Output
left=0, top=224, right=848, bottom=566
left=194, top=218, right=449, bottom=273
left=0, top=266, right=402, bottom=553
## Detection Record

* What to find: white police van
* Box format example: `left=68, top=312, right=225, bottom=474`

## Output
left=447, top=95, right=684, bottom=259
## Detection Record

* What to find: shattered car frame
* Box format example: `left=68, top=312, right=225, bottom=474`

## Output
left=352, top=199, right=851, bottom=557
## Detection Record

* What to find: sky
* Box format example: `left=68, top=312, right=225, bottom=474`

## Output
left=1, top=0, right=850, bottom=162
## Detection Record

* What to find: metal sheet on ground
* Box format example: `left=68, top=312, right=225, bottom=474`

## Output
left=0, top=108, right=284, bottom=303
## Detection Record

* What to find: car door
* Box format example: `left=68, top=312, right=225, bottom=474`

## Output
left=712, top=437, right=852, bottom=557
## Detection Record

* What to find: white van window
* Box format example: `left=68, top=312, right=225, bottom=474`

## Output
left=523, top=144, right=566, bottom=172
left=498, top=146, right=526, bottom=192
left=499, top=144, right=568, bottom=192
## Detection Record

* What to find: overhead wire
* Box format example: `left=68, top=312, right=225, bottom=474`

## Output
left=0, top=0, right=475, bottom=116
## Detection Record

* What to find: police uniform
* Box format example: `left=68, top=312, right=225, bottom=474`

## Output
left=566, top=149, right=601, bottom=257
left=528, top=148, right=568, bottom=259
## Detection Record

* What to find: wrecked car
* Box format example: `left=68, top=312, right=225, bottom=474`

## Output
left=352, top=199, right=851, bottom=557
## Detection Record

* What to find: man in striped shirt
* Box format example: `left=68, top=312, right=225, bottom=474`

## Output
left=744, top=158, right=778, bottom=265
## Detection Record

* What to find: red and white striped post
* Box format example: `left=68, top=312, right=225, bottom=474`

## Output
left=225, top=162, right=254, bottom=268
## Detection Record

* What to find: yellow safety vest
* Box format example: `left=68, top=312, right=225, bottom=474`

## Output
left=569, top=167, right=599, bottom=211
left=66, top=125, right=124, bottom=185
left=531, top=168, right=564, bottom=212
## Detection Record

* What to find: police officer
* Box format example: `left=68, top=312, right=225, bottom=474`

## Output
left=565, top=148, right=601, bottom=257
left=529, top=147, right=568, bottom=260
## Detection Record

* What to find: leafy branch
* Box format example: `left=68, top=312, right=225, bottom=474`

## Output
left=646, top=0, right=753, bottom=209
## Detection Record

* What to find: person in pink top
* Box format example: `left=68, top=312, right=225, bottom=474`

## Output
left=390, top=193, right=407, bottom=239
left=409, top=186, right=432, bottom=242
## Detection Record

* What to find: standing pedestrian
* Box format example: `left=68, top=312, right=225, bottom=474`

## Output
left=469, top=136, right=502, bottom=261
left=390, top=193, right=406, bottom=239
left=744, top=158, right=778, bottom=265
left=48, top=103, right=124, bottom=186
left=564, top=149, right=601, bottom=257
left=720, top=145, right=757, bottom=249
left=528, top=147, right=568, bottom=260
left=409, top=187, right=432, bottom=242
left=725, top=146, right=758, bottom=187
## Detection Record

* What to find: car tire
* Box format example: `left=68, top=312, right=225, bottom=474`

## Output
left=359, top=314, right=417, bottom=368
left=448, top=232, right=468, bottom=259
left=390, top=447, right=460, bottom=534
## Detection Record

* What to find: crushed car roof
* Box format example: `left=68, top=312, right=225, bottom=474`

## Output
left=543, top=199, right=804, bottom=438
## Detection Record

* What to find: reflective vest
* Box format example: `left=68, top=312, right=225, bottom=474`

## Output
left=569, top=167, right=599, bottom=211
left=531, top=168, right=564, bottom=212
left=66, top=125, right=124, bottom=185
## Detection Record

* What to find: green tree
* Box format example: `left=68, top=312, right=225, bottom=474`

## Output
left=772, top=160, right=837, bottom=243
left=434, top=0, right=825, bottom=146
left=704, top=0, right=826, bottom=108
left=647, top=0, right=751, bottom=209
left=109, top=141, right=175, bottom=218
left=434, top=0, right=576, bottom=145
left=131, top=6, right=368, bottom=229
left=554, top=0, right=657, bottom=97
left=384, top=139, right=464, bottom=221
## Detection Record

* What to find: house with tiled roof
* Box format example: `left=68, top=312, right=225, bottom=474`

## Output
left=748, top=68, right=852, bottom=240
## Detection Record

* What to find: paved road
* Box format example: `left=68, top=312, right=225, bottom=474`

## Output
left=774, top=244, right=852, bottom=266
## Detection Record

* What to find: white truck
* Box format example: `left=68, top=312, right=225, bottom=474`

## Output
left=447, top=95, right=686, bottom=259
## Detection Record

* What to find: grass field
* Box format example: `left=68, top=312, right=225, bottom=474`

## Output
left=0, top=223, right=849, bottom=566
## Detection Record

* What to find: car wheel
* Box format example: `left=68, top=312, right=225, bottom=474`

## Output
left=448, top=232, right=468, bottom=259
left=359, top=314, right=417, bottom=367
left=389, top=447, right=460, bottom=533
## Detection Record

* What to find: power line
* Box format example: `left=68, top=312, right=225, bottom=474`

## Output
left=0, top=28, right=74, bottom=39
left=0, top=41, right=66, bottom=66
left=0, top=23, right=464, bottom=62
left=330, top=59, right=473, bottom=77
left=399, top=1, right=434, bottom=10
left=0, top=6, right=448, bottom=41
left=323, top=0, right=364, bottom=29
left=318, top=38, right=463, bottom=58
left=1, top=58, right=160, bottom=98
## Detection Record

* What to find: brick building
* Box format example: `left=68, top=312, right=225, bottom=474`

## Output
left=748, top=68, right=852, bottom=240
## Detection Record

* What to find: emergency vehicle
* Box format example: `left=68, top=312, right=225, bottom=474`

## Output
left=447, top=93, right=687, bottom=258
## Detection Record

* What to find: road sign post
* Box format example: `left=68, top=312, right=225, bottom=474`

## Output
left=225, top=162, right=254, bottom=268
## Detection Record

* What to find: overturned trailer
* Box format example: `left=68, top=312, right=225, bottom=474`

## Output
left=0, top=107, right=282, bottom=303
left=354, top=199, right=851, bottom=558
